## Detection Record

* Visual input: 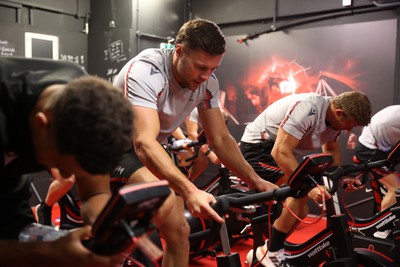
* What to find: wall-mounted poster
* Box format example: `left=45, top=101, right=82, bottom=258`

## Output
left=25, top=32, right=59, bottom=60
left=217, top=19, right=397, bottom=163
left=219, top=19, right=397, bottom=124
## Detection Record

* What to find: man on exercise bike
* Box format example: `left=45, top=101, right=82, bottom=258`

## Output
left=240, top=91, right=372, bottom=266
left=353, top=105, right=400, bottom=238
left=0, top=57, right=133, bottom=267
left=112, top=18, right=278, bottom=267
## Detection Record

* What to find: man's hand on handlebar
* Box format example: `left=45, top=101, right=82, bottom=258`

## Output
left=177, top=147, right=196, bottom=166
left=308, top=186, right=331, bottom=205
left=341, top=177, right=363, bottom=192
left=247, top=179, right=279, bottom=205
left=251, top=178, right=279, bottom=192
left=185, top=189, right=224, bottom=223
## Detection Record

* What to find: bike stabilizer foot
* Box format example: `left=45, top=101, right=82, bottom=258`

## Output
left=216, top=252, right=241, bottom=267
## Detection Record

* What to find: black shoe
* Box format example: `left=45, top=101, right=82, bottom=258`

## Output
left=35, top=202, right=53, bottom=226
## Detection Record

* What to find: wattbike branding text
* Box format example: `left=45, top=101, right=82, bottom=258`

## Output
left=307, top=241, right=330, bottom=258
left=376, top=214, right=396, bottom=230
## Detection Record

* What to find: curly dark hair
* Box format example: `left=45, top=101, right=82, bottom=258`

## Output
left=175, top=18, right=226, bottom=55
left=52, top=76, right=133, bottom=174
left=332, top=91, right=372, bottom=126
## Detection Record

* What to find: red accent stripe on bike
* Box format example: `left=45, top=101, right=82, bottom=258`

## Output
left=353, top=155, right=361, bottom=163
left=348, top=211, right=391, bottom=227
left=198, top=218, right=207, bottom=250
left=356, top=247, right=394, bottom=262
left=387, top=141, right=400, bottom=162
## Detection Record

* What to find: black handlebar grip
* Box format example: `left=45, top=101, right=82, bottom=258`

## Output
left=211, top=196, right=230, bottom=216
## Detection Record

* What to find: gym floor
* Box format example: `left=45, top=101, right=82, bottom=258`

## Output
left=187, top=216, right=326, bottom=266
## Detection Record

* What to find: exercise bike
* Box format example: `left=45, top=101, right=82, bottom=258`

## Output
left=165, top=131, right=256, bottom=260
left=22, top=180, right=171, bottom=266
left=322, top=141, right=400, bottom=265
left=205, top=152, right=377, bottom=267
left=244, top=147, right=400, bottom=267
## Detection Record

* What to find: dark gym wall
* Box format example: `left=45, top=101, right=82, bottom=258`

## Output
left=190, top=0, right=400, bottom=33
left=88, top=0, right=186, bottom=82
left=0, top=0, right=90, bottom=69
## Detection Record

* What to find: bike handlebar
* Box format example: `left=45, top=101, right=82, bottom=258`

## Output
left=321, top=141, right=400, bottom=194
left=323, top=158, right=397, bottom=194
left=210, top=143, right=400, bottom=217
left=210, top=153, right=334, bottom=216
left=211, top=186, right=292, bottom=215
left=324, top=159, right=389, bottom=182
left=165, top=130, right=208, bottom=152
left=166, top=139, right=202, bottom=151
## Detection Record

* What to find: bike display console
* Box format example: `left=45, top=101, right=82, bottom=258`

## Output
left=83, top=180, right=170, bottom=255
left=287, top=153, right=334, bottom=198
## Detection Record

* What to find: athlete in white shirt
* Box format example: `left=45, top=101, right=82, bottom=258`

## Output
left=355, top=105, right=400, bottom=213
left=112, top=18, right=277, bottom=267
left=241, top=91, right=371, bottom=267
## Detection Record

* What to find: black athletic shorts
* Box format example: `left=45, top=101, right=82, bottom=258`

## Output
left=239, top=141, right=284, bottom=184
left=353, top=142, right=392, bottom=182
left=110, top=148, right=144, bottom=192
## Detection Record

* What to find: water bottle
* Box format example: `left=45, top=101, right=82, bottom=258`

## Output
left=18, top=223, right=69, bottom=242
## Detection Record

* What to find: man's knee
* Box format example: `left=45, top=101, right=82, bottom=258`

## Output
left=155, top=194, right=190, bottom=239
left=127, top=168, right=190, bottom=241
left=127, top=166, right=159, bottom=184
left=379, top=173, right=400, bottom=189
left=287, top=197, right=309, bottom=218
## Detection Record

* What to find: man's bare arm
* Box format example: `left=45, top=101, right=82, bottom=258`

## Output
left=132, top=106, right=223, bottom=222
left=322, top=141, right=342, bottom=166
left=270, top=127, right=301, bottom=184
left=199, top=108, right=278, bottom=192
left=185, top=117, right=200, bottom=141
left=75, top=174, right=112, bottom=226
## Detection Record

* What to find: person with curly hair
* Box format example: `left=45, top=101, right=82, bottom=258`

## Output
left=0, top=56, right=133, bottom=267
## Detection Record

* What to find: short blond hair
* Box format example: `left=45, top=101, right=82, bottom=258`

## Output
left=332, top=91, right=371, bottom=126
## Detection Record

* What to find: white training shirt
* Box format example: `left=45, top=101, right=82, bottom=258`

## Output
left=188, top=107, right=201, bottom=127
left=241, top=93, right=341, bottom=154
left=113, top=48, right=220, bottom=142
left=359, top=105, right=400, bottom=152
